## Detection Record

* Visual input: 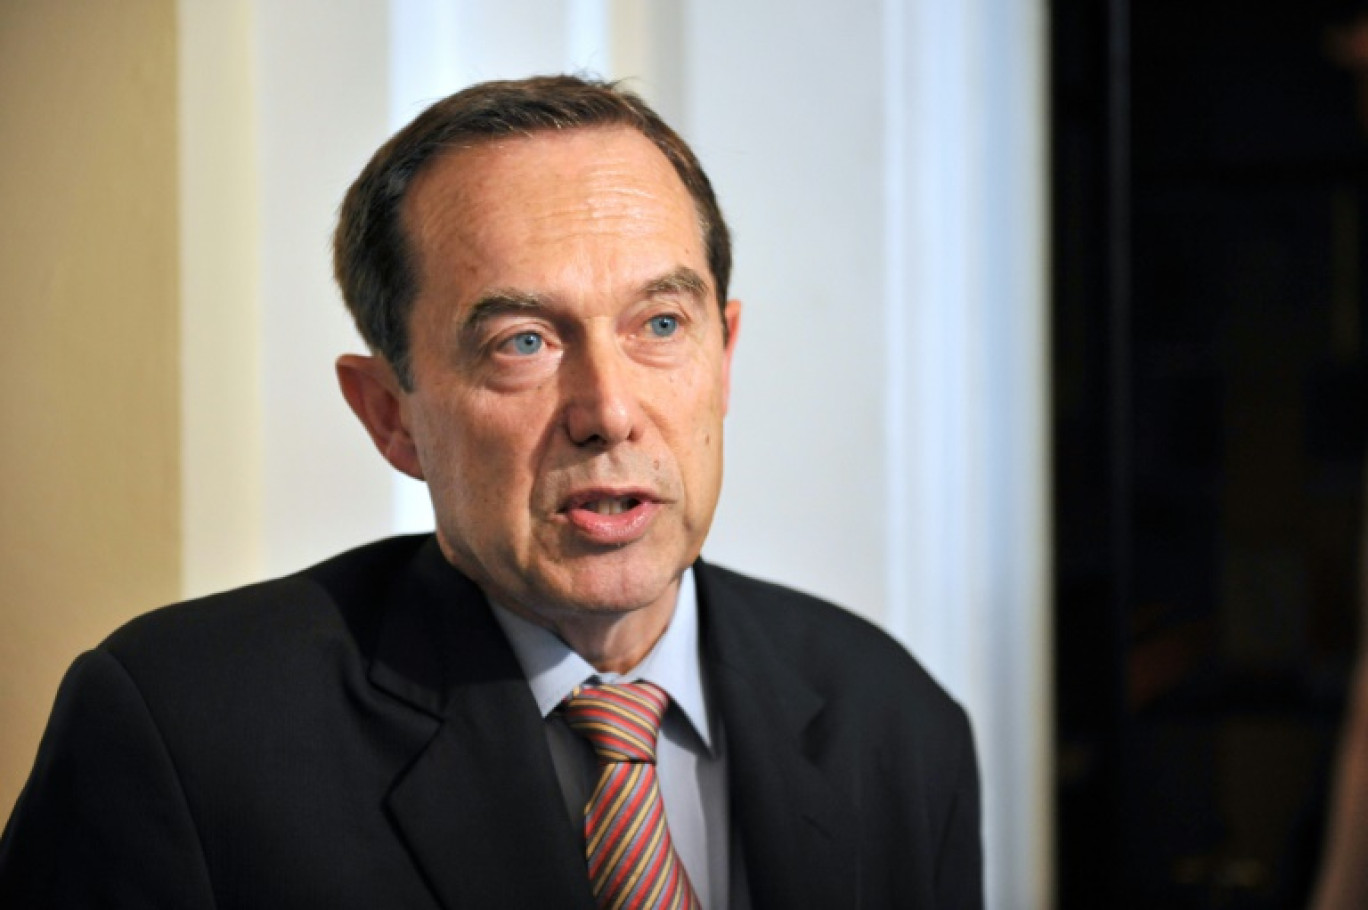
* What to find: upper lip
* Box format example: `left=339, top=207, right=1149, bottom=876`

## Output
left=559, top=487, right=659, bottom=512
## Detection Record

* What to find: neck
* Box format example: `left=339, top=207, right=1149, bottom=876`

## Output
left=555, top=608, right=672, bottom=674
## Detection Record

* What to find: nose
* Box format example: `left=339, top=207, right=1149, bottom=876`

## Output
left=562, top=335, right=639, bottom=448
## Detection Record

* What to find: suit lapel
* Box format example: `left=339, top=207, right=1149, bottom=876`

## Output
left=362, top=543, right=859, bottom=908
left=369, top=540, right=595, bottom=910
left=696, top=561, right=860, bottom=909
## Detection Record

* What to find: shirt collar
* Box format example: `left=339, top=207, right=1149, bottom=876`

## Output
left=489, top=567, right=712, bottom=752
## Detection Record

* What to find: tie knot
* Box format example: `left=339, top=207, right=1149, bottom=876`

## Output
left=562, top=681, right=668, bottom=763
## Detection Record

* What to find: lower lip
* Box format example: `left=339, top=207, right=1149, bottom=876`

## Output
left=563, top=501, right=660, bottom=546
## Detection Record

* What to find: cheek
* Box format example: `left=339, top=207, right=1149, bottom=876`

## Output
left=424, top=397, right=547, bottom=501
left=407, top=401, right=483, bottom=498
left=674, top=376, right=728, bottom=472
left=422, top=423, right=524, bottom=547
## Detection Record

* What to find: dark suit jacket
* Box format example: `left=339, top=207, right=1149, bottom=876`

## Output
left=0, top=535, right=981, bottom=908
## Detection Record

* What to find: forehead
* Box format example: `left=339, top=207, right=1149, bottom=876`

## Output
left=402, top=127, right=706, bottom=288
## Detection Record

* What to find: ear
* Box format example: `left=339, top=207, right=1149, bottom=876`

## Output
left=720, top=299, right=742, bottom=415
left=336, top=354, right=425, bottom=480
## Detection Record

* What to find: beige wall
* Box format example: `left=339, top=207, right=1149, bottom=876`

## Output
left=0, top=1, right=180, bottom=818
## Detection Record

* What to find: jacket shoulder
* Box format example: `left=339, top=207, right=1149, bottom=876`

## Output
left=101, top=534, right=431, bottom=678
left=697, top=561, right=971, bottom=733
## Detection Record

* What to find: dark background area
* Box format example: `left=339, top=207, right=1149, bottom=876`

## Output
left=1052, top=1, right=1368, bottom=906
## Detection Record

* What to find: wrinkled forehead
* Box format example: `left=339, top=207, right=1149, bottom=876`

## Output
left=401, top=127, right=708, bottom=278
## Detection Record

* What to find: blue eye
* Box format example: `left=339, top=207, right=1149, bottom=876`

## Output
left=648, top=315, right=678, bottom=338
left=508, top=332, right=543, bottom=355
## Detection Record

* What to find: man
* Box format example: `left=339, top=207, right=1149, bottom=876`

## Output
left=0, top=76, right=981, bottom=908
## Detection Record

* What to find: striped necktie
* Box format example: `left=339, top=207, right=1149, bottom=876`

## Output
left=562, top=681, right=702, bottom=910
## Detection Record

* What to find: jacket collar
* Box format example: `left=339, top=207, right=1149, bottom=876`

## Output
left=365, top=540, right=857, bottom=909
left=368, top=538, right=595, bottom=910
left=696, top=558, right=859, bottom=909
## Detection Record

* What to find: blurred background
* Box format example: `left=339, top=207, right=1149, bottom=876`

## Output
left=2, top=1, right=1364, bottom=907
left=1056, top=2, right=1368, bottom=907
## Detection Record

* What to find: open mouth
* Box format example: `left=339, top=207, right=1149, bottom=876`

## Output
left=580, top=496, right=642, bottom=516
left=559, top=490, right=659, bottom=543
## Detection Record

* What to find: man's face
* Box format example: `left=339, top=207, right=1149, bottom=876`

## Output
left=394, top=127, right=739, bottom=623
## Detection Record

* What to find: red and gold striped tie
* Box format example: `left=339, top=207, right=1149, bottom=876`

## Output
left=562, top=682, right=702, bottom=910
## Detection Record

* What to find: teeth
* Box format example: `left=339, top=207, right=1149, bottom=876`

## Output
left=589, top=497, right=634, bottom=515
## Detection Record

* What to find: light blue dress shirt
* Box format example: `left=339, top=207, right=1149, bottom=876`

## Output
left=490, top=569, right=733, bottom=909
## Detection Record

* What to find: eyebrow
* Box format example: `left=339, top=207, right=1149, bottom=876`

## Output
left=460, top=289, right=548, bottom=340
left=641, top=266, right=709, bottom=302
left=459, top=266, right=711, bottom=339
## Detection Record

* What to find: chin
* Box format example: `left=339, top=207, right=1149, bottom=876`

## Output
left=541, top=556, right=683, bottom=615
